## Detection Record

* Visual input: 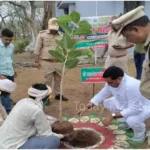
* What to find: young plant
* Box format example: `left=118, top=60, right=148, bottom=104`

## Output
left=49, top=11, right=93, bottom=119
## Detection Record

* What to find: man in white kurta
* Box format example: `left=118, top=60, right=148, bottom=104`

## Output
left=78, top=66, right=150, bottom=142
left=0, top=83, right=65, bottom=149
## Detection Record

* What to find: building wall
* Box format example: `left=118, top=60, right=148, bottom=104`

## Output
left=69, top=3, right=76, bottom=14
left=56, top=1, right=150, bottom=18
left=145, top=1, right=150, bottom=18
left=59, top=1, right=124, bottom=17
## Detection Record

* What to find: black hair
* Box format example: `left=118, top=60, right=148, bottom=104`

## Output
left=29, top=83, right=48, bottom=99
left=122, top=15, right=150, bottom=32
left=1, top=28, right=14, bottom=37
left=103, top=66, right=124, bottom=80
left=1, top=91, right=10, bottom=96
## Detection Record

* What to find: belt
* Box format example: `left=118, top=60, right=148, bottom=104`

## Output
left=42, top=59, right=58, bottom=63
left=110, top=54, right=127, bottom=58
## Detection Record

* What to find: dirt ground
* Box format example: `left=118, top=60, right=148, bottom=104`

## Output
left=12, top=53, right=149, bottom=148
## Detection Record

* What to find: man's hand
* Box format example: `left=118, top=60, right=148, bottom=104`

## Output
left=112, top=45, right=126, bottom=50
left=77, top=102, right=94, bottom=116
left=77, top=107, right=87, bottom=116
left=61, top=133, right=73, bottom=142
left=0, top=74, right=6, bottom=79
left=102, top=115, right=114, bottom=126
left=34, top=62, right=41, bottom=69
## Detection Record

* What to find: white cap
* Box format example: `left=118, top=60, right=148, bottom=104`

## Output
left=0, top=79, right=17, bottom=93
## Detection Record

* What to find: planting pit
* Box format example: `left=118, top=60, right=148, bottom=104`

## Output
left=64, top=128, right=105, bottom=149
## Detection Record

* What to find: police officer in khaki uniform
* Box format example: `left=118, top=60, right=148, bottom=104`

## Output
left=112, top=6, right=150, bottom=100
left=101, top=16, right=134, bottom=74
left=34, top=18, right=68, bottom=101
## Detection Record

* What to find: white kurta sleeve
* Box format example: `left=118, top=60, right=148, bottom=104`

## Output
left=90, top=84, right=111, bottom=105
left=120, top=87, right=143, bottom=118
left=33, top=110, right=64, bottom=139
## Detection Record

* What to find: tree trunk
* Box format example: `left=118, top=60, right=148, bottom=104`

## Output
left=30, top=1, right=37, bottom=41
left=42, top=1, right=55, bottom=30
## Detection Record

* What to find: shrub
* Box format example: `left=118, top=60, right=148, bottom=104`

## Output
left=12, top=39, right=30, bottom=53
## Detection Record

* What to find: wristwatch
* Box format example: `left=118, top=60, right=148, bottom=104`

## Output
left=112, top=113, right=116, bottom=119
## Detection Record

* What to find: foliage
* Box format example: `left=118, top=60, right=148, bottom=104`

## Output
left=49, top=11, right=93, bottom=119
left=49, top=11, right=93, bottom=69
left=12, top=39, right=30, bottom=53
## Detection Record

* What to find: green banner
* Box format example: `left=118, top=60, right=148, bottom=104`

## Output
left=76, top=39, right=106, bottom=49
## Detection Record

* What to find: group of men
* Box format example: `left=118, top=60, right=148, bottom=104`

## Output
left=0, top=5, right=150, bottom=149
left=101, top=13, right=146, bottom=79
left=78, top=5, right=150, bottom=143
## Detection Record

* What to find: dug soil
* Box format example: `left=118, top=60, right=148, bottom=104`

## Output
left=52, top=120, right=74, bottom=134
left=69, top=129, right=101, bottom=148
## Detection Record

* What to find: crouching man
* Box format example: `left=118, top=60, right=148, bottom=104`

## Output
left=0, top=79, right=17, bottom=126
left=78, top=66, right=150, bottom=142
left=0, top=83, right=70, bottom=149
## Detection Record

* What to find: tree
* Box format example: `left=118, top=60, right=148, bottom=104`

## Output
left=49, top=11, right=93, bottom=119
left=42, top=1, right=55, bottom=30
left=8, top=1, right=37, bottom=43
left=124, top=1, right=145, bottom=13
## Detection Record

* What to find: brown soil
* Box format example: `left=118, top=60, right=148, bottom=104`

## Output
left=52, top=120, right=74, bottom=134
left=69, top=129, right=101, bottom=148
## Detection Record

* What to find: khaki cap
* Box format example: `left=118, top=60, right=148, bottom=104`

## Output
left=48, top=17, right=59, bottom=30
left=112, top=6, right=145, bottom=32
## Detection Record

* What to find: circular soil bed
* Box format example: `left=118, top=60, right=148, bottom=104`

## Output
left=64, top=128, right=105, bottom=149
left=52, top=120, right=74, bottom=134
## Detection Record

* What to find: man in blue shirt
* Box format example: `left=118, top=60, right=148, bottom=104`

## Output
left=0, top=29, right=16, bottom=114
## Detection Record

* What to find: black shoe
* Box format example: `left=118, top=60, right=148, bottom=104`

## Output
left=55, top=94, right=68, bottom=101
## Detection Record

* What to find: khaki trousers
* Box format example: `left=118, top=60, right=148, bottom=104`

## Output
left=104, top=55, right=128, bottom=74
left=40, top=60, right=62, bottom=94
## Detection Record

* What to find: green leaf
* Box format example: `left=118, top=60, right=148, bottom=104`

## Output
left=70, top=11, right=80, bottom=23
left=55, top=40, right=63, bottom=46
left=73, top=20, right=92, bottom=35
left=74, top=28, right=92, bottom=35
left=55, top=47, right=63, bottom=54
left=49, top=50, right=65, bottom=62
left=63, top=33, right=75, bottom=49
left=68, top=50, right=82, bottom=58
left=78, top=20, right=91, bottom=29
left=58, top=15, right=72, bottom=23
left=65, top=59, right=79, bottom=69
left=57, top=21, right=72, bottom=35
left=81, top=49, right=93, bottom=64
left=81, top=49, right=91, bottom=56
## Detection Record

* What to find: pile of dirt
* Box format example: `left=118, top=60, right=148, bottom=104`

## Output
left=52, top=120, right=74, bottom=134
left=69, top=129, right=101, bottom=148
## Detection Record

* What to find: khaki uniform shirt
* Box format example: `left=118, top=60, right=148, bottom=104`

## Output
left=135, top=44, right=145, bottom=54
left=140, top=32, right=150, bottom=99
left=34, top=30, right=62, bottom=60
left=107, top=31, right=129, bottom=57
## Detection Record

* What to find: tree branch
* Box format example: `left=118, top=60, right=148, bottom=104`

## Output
left=8, top=1, right=32, bottom=22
